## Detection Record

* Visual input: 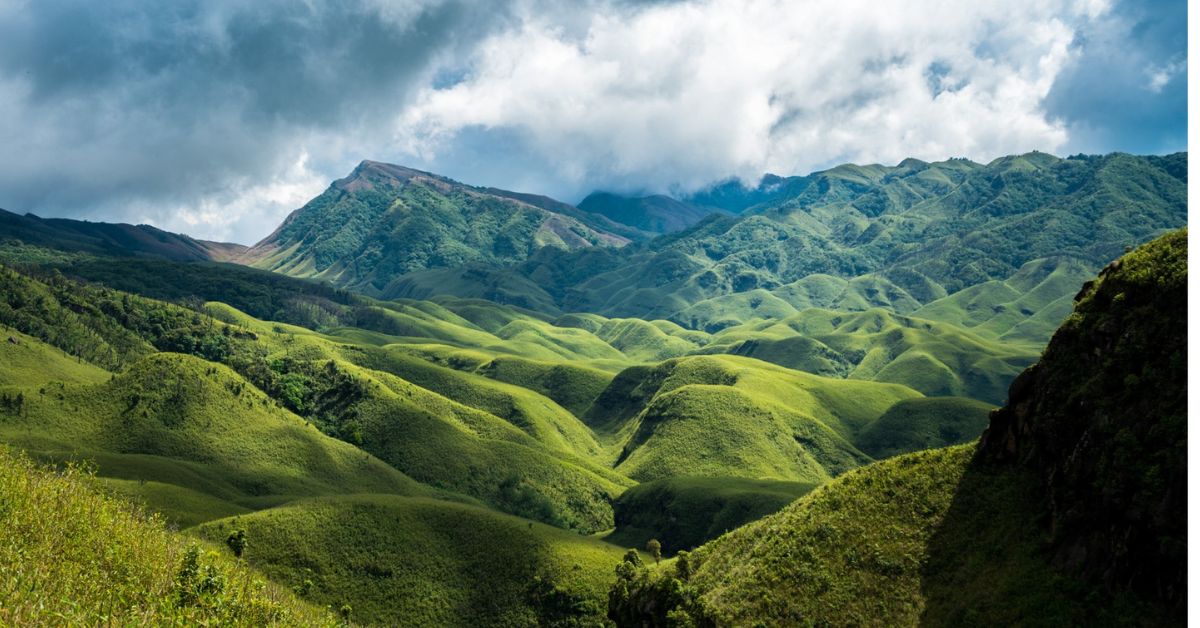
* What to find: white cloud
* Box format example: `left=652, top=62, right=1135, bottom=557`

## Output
left=395, top=0, right=1103, bottom=194
left=1146, top=59, right=1186, bottom=93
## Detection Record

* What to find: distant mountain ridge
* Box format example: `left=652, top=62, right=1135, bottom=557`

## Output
left=0, top=207, right=245, bottom=261
left=384, top=152, right=1187, bottom=333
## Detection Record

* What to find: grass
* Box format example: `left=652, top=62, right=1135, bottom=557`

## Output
left=0, top=352, right=437, bottom=526
left=0, top=328, right=110, bottom=387
left=587, top=355, right=920, bottom=482
left=617, top=446, right=1164, bottom=626
left=194, top=494, right=630, bottom=626
left=856, top=397, right=994, bottom=459
left=605, top=476, right=818, bottom=554
left=0, top=446, right=337, bottom=626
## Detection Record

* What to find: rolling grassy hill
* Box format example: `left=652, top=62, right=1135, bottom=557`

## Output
left=585, top=355, right=920, bottom=482
left=194, top=495, right=630, bottom=626
left=605, top=476, right=818, bottom=555
left=606, top=229, right=1186, bottom=627
left=0, top=351, right=440, bottom=525
left=0, top=446, right=336, bottom=626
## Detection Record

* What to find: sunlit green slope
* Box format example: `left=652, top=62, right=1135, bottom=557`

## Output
left=195, top=495, right=629, bottom=626
left=0, top=447, right=335, bottom=626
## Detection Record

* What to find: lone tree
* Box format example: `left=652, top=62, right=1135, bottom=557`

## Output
left=646, top=539, right=662, bottom=565
left=225, top=529, right=247, bottom=558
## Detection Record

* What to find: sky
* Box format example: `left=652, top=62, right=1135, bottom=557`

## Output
left=0, top=0, right=1187, bottom=244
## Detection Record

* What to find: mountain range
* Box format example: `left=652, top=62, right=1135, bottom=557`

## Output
left=0, top=151, right=1186, bottom=626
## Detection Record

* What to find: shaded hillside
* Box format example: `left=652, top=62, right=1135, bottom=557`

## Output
left=584, top=355, right=920, bottom=482
left=195, top=495, right=628, bottom=626
left=979, top=227, right=1187, bottom=608
left=605, top=476, right=818, bottom=554
left=607, top=229, right=1186, bottom=626
left=0, top=207, right=244, bottom=261
left=578, top=192, right=719, bottom=234
left=242, top=160, right=629, bottom=293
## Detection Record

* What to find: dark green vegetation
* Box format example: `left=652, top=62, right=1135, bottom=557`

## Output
left=0, top=446, right=336, bottom=625
left=856, top=397, right=993, bottom=459
left=606, top=229, right=1186, bottom=627
left=606, top=476, right=817, bottom=554
left=0, top=152, right=1185, bottom=626
left=0, top=207, right=245, bottom=261
left=242, top=161, right=630, bottom=294
left=578, top=192, right=720, bottom=235
left=376, top=153, right=1185, bottom=327
left=980, top=227, right=1187, bottom=610
left=195, top=495, right=627, bottom=626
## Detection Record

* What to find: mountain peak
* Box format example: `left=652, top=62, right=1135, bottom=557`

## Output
left=338, top=160, right=450, bottom=192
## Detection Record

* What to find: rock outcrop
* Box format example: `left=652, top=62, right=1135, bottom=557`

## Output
left=981, top=228, right=1187, bottom=608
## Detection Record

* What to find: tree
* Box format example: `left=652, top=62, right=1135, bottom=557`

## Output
left=225, top=529, right=247, bottom=558
left=646, top=539, right=662, bottom=565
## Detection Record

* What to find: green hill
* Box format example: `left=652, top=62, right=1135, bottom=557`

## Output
left=578, top=192, right=720, bottom=234
left=586, top=355, right=920, bottom=482
left=605, top=476, right=818, bottom=555
left=242, top=160, right=629, bottom=294
left=0, top=351, right=437, bottom=525
left=606, top=229, right=1186, bottom=627
left=0, top=446, right=335, bottom=626
left=856, top=397, right=994, bottom=459
left=194, top=495, right=630, bottom=626
left=388, top=153, right=1185, bottom=325
left=0, top=207, right=245, bottom=262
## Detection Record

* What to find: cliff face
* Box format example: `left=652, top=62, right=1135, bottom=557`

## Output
left=981, top=228, right=1187, bottom=608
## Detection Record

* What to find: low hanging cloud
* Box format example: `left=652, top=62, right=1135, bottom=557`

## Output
left=0, top=0, right=1186, bottom=243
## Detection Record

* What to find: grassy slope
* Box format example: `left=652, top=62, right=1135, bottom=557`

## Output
left=587, top=355, right=920, bottom=482
left=676, top=446, right=1157, bottom=626
left=195, top=495, right=630, bottom=627
left=0, top=351, right=435, bottom=525
left=0, top=447, right=335, bottom=626
left=605, top=476, right=818, bottom=555
left=701, top=308, right=1038, bottom=404
left=0, top=328, right=110, bottom=387
left=856, top=397, right=994, bottom=459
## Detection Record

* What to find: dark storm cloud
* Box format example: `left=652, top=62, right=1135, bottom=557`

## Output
left=0, top=0, right=1187, bottom=243
left=1044, top=0, right=1187, bottom=154
left=0, top=0, right=512, bottom=239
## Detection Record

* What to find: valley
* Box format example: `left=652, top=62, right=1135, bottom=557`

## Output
left=0, top=152, right=1186, bottom=626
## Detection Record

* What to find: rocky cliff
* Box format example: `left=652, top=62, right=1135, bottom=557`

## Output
left=981, top=228, right=1187, bottom=608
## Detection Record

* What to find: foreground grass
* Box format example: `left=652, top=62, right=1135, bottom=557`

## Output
left=0, top=447, right=336, bottom=626
left=612, top=445, right=1164, bottom=626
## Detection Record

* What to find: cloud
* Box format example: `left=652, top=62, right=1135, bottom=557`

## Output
left=1042, top=0, right=1187, bottom=155
left=395, top=0, right=1100, bottom=199
left=0, top=0, right=1186, bottom=242
left=0, top=0, right=512, bottom=242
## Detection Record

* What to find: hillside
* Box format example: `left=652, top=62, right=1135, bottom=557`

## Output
left=0, top=207, right=244, bottom=261
left=578, top=192, right=720, bottom=234
left=586, top=355, right=919, bottom=482
left=0, top=447, right=335, bottom=625
left=241, top=160, right=629, bottom=294
left=606, top=228, right=1186, bottom=626
left=195, top=495, right=629, bottom=626
left=384, top=152, right=1185, bottom=327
